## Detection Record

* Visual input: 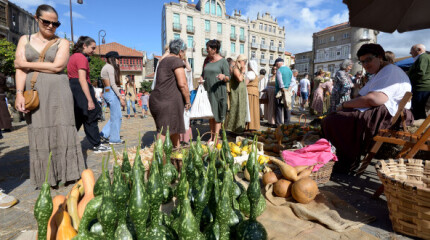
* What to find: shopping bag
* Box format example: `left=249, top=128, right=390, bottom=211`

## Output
left=189, top=85, right=214, bottom=119
left=184, top=110, right=191, bottom=130
left=190, top=90, right=197, bottom=104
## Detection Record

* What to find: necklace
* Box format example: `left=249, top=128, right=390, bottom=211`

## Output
left=36, top=33, right=51, bottom=43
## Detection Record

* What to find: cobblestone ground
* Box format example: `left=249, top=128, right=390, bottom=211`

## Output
left=0, top=107, right=413, bottom=239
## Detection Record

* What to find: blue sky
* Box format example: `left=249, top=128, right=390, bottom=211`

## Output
left=12, top=0, right=430, bottom=58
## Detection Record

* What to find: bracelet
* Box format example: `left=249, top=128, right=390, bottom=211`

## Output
left=16, top=89, right=24, bottom=94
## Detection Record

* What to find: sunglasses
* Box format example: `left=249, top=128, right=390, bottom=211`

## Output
left=358, top=55, right=376, bottom=65
left=38, top=18, right=61, bottom=28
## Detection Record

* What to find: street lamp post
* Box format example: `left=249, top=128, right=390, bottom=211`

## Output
left=69, top=0, right=83, bottom=43
left=98, top=30, right=106, bottom=56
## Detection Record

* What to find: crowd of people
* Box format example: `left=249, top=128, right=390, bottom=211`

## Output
left=1, top=3, right=429, bottom=209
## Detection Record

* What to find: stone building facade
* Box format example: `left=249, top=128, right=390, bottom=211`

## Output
left=0, top=0, right=7, bottom=39
left=312, top=22, right=378, bottom=76
left=294, top=51, right=313, bottom=79
left=162, top=0, right=249, bottom=80
left=7, top=1, right=38, bottom=45
left=248, top=12, right=286, bottom=74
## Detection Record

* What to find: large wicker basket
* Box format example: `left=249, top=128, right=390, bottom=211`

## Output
left=309, top=160, right=335, bottom=185
left=375, top=158, right=430, bottom=239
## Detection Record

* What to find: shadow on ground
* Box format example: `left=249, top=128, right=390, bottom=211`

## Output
left=0, top=145, right=30, bottom=193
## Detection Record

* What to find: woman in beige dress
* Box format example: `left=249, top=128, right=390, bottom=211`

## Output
left=14, top=4, right=85, bottom=188
left=125, top=75, right=137, bottom=119
left=246, top=59, right=261, bottom=131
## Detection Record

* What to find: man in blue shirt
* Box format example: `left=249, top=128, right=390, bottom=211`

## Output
left=274, top=58, right=293, bottom=125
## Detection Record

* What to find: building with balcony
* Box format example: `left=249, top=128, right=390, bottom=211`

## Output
left=284, top=51, right=294, bottom=67
left=6, top=1, right=38, bottom=45
left=94, top=42, right=147, bottom=89
left=162, top=0, right=248, bottom=79
left=248, top=12, right=286, bottom=74
left=294, top=51, right=313, bottom=79
left=0, top=0, right=8, bottom=39
left=312, top=22, right=378, bottom=76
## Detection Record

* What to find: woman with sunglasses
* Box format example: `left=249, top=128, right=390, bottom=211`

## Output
left=225, top=54, right=247, bottom=134
left=322, top=43, right=413, bottom=173
left=14, top=4, right=85, bottom=188
left=202, top=39, right=230, bottom=142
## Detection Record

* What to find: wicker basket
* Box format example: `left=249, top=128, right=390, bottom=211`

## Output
left=309, top=160, right=334, bottom=185
left=375, top=158, right=430, bottom=239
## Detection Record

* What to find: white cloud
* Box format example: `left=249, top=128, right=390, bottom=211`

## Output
left=379, top=29, right=430, bottom=58
left=240, top=0, right=428, bottom=57
left=330, top=10, right=349, bottom=25
left=63, top=11, right=85, bottom=19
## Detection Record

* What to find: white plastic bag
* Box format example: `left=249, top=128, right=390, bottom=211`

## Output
left=190, top=85, right=214, bottom=119
left=183, top=110, right=190, bottom=130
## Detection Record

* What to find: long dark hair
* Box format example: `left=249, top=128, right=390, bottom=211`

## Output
left=72, top=36, right=95, bottom=54
left=106, top=57, right=121, bottom=86
left=36, top=4, right=58, bottom=18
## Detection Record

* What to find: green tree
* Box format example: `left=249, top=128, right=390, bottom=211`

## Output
left=139, top=81, right=153, bottom=93
left=0, top=39, right=17, bottom=76
left=89, top=56, right=106, bottom=86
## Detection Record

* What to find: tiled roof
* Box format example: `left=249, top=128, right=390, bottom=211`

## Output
left=316, top=22, right=349, bottom=34
left=94, top=42, right=143, bottom=57
left=154, top=55, right=162, bottom=59
left=285, top=51, right=292, bottom=56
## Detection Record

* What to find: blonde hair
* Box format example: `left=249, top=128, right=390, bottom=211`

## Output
left=235, top=54, right=247, bottom=72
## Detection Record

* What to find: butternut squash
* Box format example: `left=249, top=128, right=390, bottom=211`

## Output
left=56, top=205, right=77, bottom=240
left=47, top=195, right=66, bottom=240
left=77, top=169, right=95, bottom=219
left=66, top=188, right=80, bottom=231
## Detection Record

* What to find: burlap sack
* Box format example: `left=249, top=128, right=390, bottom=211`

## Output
left=264, top=183, right=376, bottom=233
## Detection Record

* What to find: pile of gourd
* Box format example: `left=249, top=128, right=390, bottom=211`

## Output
left=34, top=126, right=268, bottom=240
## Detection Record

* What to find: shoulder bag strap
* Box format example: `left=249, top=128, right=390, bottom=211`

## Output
left=30, top=38, right=59, bottom=89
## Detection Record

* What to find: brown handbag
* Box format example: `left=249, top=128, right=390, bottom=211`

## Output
left=24, top=38, right=58, bottom=111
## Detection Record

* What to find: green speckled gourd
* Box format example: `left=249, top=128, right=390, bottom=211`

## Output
left=128, top=150, right=150, bottom=240
left=94, top=154, right=112, bottom=197
left=143, top=210, right=176, bottom=240
left=171, top=156, right=189, bottom=219
left=235, top=138, right=267, bottom=240
left=171, top=181, right=205, bottom=240
left=121, top=141, right=132, bottom=173
left=75, top=196, right=103, bottom=240
left=195, top=129, right=204, bottom=157
left=216, top=166, right=235, bottom=240
left=238, top=192, right=266, bottom=218
left=98, top=165, right=118, bottom=239
left=221, top=123, right=230, bottom=158
left=111, top=146, right=130, bottom=219
left=114, top=218, right=133, bottom=240
left=192, top=167, right=210, bottom=227
left=34, top=152, right=53, bottom=240
left=232, top=163, right=241, bottom=176
left=203, top=219, right=220, bottom=240
left=132, top=133, right=146, bottom=184
left=162, top=127, right=178, bottom=184
left=155, top=127, right=164, bottom=165
left=89, top=222, right=103, bottom=236
left=147, top=149, right=164, bottom=209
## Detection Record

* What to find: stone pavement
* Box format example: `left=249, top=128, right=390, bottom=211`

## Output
left=0, top=108, right=414, bottom=240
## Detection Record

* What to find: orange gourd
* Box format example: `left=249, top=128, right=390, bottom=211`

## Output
left=292, top=177, right=319, bottom=204
left=55, top=205, right=77, bottom=240
left=47, top=195, right=66, bottom=240
left=77, top=169, right=95, bottom=219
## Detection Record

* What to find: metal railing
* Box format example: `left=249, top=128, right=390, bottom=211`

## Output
left=278, top=47, right=285, bottom=52
left=260, top=44, right=269, bottom=50
left=239, top=35, right=246, bottom=42
left=173, top=23, right=182, bottom=32
left=230, top=33, right=237, bottom=41
left=260, top=59, right=268, bottom=64
left=251, top=42, right=259, bottom=49
left=186, top=25, right=195, bottom=33
left=270, top=46, right=277, bottom=52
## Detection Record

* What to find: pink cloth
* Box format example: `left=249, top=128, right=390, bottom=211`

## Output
left=281, top=138, right=338, bottom=172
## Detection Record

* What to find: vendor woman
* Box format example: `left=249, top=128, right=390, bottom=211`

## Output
left=322, top=43, right=414, bottom=173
